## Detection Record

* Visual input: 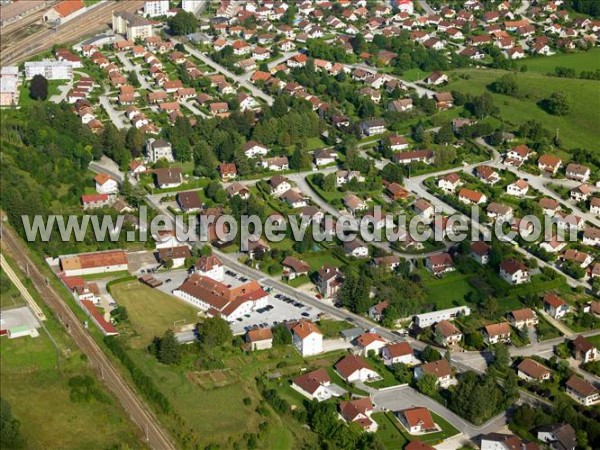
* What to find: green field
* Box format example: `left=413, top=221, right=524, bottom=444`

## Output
left=110, top=281, right=201, bottom=346
left=1, top=261, right=142, bottom=449
left=523, top=49, right=600, bottom=75
left=585, top=334, right=600, bottom=348
left=421, top=271, right=474, bottom=309
left=445, top=67, right=600, bottom=149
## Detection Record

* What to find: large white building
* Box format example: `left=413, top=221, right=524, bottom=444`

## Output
left=181, top=0, right=203, bottom=13
left=59, top=250, right=128, bottom=277
left=112, top=11, right=155, bottom=41
left=144, top=0, right=169, bottom=17
left=24, top=60, right=73, bottom=80
left=291, top=321, right=323, bottom=356
left=413, top=306, right=471, bottom=328
left=173, top=274, right=269, bottom=321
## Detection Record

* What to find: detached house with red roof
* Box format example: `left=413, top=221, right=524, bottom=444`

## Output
left=426, top=253, right=454, bottom=276
left=245, top=327, right=273, bottom=351
left=538, top=154, right=562, bottom=174
left=355, top=332, right=387, bottom=356
left=571, top=335, right=598, bottom=363
left=339, top=398, right=377, bottom=432
left=483, top=322, right=511, bottom=345
left=543, top=292, right=569, bottom=319
left=435, top=320, right=463, bottom=347
left=291, top=368, right=345, bottom=402
left=335, top=354, right=380, bottom=383
left=95, top=173, right=118, bottom=195
left=414, top=359, right=456, bottom=388
left=398, top=407, right=438, bottom=434
left=43, top=0, right=85, bottom=24
left=565, top=375, right=599, bottom=406
left=499, top=259, right=529, bottom=285
left=517, top=358, right=551, bottom=383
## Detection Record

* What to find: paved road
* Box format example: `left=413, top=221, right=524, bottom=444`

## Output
left=1, top=225, right=176, bottom=450
left=89, top=157, right=125, bottom=183
left=417, top=0, right=435, bottom=15
left=99, top=90, right=127, bottom=129
left=176, top=40, right=275, bottom=106
left=181, top=99, right=208, bottom=118
left=116, top=52, right=153, bottom=91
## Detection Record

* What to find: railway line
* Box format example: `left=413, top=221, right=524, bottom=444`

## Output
left=0, top=224, right=176, bottom=450
left=0, top=0, right=144, bottom=66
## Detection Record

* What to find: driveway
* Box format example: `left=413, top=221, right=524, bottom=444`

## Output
left=99, top=91, right=127, bottom=129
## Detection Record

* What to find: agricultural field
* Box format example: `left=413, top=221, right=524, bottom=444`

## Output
left=522, top=48, right=600, bottom=75
left=445, top=66, right=600, bottom=150
left=0, top=263, right=142, bottom=449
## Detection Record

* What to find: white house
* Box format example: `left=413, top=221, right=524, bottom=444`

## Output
left=243, top=141, right=268, bottom=158
left=291, top=368, right=344, bottom=402
left=499, top=259, right=529, bottom=285
left=95, top=173, right=118, bottom=195
left=382, top=342, right=418, bottom=366
left=506, top=179, right=529, bottom=197
left=355, top=332, right=386, bottom=356
left=291, top=321, right=323, bottom=356
left=194, top=255, right=224, bottom=281
left=543, top=292, right=570, bottom=319
left=335, top=355, right=380, bottom=383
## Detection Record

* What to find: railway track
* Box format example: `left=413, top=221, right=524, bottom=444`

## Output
left=0, top=0, right=144, bottom=66
left=0, top=224, right=176, bottom=450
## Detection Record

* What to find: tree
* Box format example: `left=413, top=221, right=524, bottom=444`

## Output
left=467, top=93, right=498, bottom=119
left=416, top=373, right=438, bottom=397
left=488, top=74, right=519, bottom=96
left=197, top=317, right=233, bottom=347
left=289, top=147, right=311, bottom=170
left=272, top=324, right=292, bottom=346
left=491, top=344, right=510, bottom=372
left=420, top=345, right=442, bottom=362
left=541, top=90, right=570, bottom=116
left=125, top=126, right=143, bottom=156
left=110, top=306, right=128, bottom=324
left=434, top=146, right=456, bottom=167
left=29, top=74, right=48, bottom=101
left=0, top=398, right=24, bottom=448
left=168, top=10, right=198, bottom=35
left=127, top=70, right=141, bottom=88
left=158, top=329, right=181, bottom=365
left=381, top=163, right=404, bottom=184
left=322, top=173, right=336, bottom=192
left=434, top=123, right=455, bottom=144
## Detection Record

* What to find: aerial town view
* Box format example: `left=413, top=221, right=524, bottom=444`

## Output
left=0, top=0, right=599, bottom=449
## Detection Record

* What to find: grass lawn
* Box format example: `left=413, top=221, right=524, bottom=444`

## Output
left=317, top=319, right=355, bottom=338
left=0, top=264, right=141, bottom=449
left=523, top=49, right=600, bottom=75
left=18, top=80, right=63, bottom=107
left=110, top=281, right=200, bottom=346
left=373, top=412, right=409, bottom=448
left=445, top=67, right=600, bottom=149
left=584, top=334, right=600, bottom=348
left=302, top=252, right=346, bottom=271
left=421, top=271, right=474, bottom=309
left=0, top=267, right=25, bottom=309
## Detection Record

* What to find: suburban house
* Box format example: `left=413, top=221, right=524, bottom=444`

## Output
left=194, top=255, right=224, bottom=281
left=371, top=256, right=400, bottom=272
left=517, top=358, right=551, bottom=382
left=486, top=202, right=514, bottom=222
left=81, top=193, right=111, bottom=210
left=291, top=320, right=323, bottom=356
left=414, top=360, right=456, bottom=388
left=386, top=134, right=409, bottom=151
left=507, top=308, right=538, bottom=329
left=475, top=165, right=500, bottom=185
left=434, top=320, right=463, bottom=347
left=470, top=241, right=491, bottom=265
left=355, top=332, right=386, bottom=356
left=565, top=163, right=591, bottom=183
left=583, top=227, right=600, bottom=247
left=291, top=368, right=344, bottom=402
left=481, top=434, right=531, bottom=450
left=218, top=163, right=237, bottom=181
left=386, top=182, right=409, bottom=200
left=483, top=322, right=511, bottom=345
left=565, top=375, right=599, bottom=406
left=413, top=198, right=434, bottom=221
left=392, top=150, right=434, bottom=165
left=245, top=327, right=273, bottom=351
left=543, top=292, right=570, bottom=319
left=458, top=188, right=487, bottom=205
left=537, top=154, right=562, bottom=174
left=313, top=149, right=337, bottom=166
left=157, top=246, right=191, bottom=269
left=369, top=300, right=389, bottom=322
left=154, top=168, right=183, bottom=189
left=426, top=71, right=448, bottom=85
left=506, top=179, right=529, bottom=197
left=539, top=198, right=561, bottom=215
left=95, top=173, right=118, bottom=195
left=537, top=424, right=578, bottom=450
left=343, top=239, right=369, bottom=258
left=570, top=184, right=591, bottom=202
left=243, top=141, right=268, bottom=158
left=499, top=259, right=530, bottom=285
left=561, top=249, right=593, bottom=269
left=438, top=173, right=462, bottom=193
left=177, top=191, right=202, bottom=212
left=382, top=342, right=417, bottom=366
left=360, top=118, right=386, bottom=136
left=268, top=176, right=291, bottom=197
left=316, top=265, right=344, bottom=298
left=506, top=144, right=531, bottom=162
left=281, top=256, right=310, bottom=280
left=281, top=189, right=307, bottom=209
left=571, top=335, right=598, bottom=363
left=343, top=193, right=367, bottom=215
left=335, top=354, right=380, bottom=383
left=225, top=182, right=250, bottom=200
left=425, top=253, right=454, bottom=276
left=339, top=397, right=377, bottom=432
left=398, top=408, right=438, bottom=434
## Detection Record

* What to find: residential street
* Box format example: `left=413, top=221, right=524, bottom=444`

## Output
left=177, top=40, right=275, bottom=106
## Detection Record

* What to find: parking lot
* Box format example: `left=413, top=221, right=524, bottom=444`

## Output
left=144, top=267, right=325, bottom=336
